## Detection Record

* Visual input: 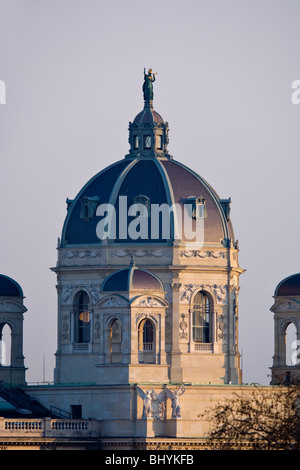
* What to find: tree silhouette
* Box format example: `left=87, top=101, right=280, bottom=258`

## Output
left=202, top=384, right=300, bottom=450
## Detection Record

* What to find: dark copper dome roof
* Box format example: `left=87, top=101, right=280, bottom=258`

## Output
left=275, top=274, right=300, bottom=296
left=101, top=266, right=164, bottom=292
left=61, top=102, right=235, bottom=248
left=133, top=106, right=164, bottom=126
left=0, top=274, right=23, bottom=297
left=61, top=156, right=234, bottom=247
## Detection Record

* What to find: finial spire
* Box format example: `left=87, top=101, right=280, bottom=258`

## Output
left=143, top=68, right=157, bottom=106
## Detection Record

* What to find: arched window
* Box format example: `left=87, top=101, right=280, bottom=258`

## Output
left=192, top=291, right=211, bottom=343
left=143, top=319, right=154, bottom=350
left=286, top=322, right=297, bottom=366
left=110, top=319, right=122, bottom=363
left=0, top=323, right=11, bottom=366
left=138, top=318, right=155, bottom=363
left=74, top=291, right=90, bottom=343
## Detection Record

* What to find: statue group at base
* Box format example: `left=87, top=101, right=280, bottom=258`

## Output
left=137, top=386, right=185, bottom=420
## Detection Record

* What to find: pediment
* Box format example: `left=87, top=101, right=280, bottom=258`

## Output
left=271, top=299, right=300, bottom=313
left=98, top=295, right=128, bottom=307
left=0, top=300, right=27, bottom=313
left=131, top=295, right=168, bottom=307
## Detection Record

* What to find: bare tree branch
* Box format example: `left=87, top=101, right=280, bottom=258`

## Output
left=200, top=384, right=300, bottom=450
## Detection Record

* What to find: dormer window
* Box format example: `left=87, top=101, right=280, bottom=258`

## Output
left=144, top=135, right=151, bottom=149
left=187, top=196, right=207, bottom=219
left=132, top=195, right=150, bottom=218
left=80, top=196, right=100, bottom=221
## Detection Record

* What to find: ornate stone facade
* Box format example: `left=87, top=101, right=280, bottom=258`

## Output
left=0, top=79, right=253, bottom=449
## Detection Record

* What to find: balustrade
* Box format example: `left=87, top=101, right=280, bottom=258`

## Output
left=0, top=418, right=101, bottom=437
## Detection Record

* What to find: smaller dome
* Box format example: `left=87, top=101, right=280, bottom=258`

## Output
left=101, top=266, right=164, bottom=293
left=133, top=105, right=164, bottom=126
left=0, top=274, right=23, bottom=297
left=275, top=273, right=300, bottom=296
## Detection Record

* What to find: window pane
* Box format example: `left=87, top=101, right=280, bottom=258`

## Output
left=144, top=136, right=151, bottom=148
left=158, top=135, right=163, bottom=149
left=193, top=327, right=202, bottom=342
left=196, top=203, right=205, bottom=218
left=143, top=320, right=153, bottom=343
left=74, top=291, right=90, bottom=343
left=193, top=291, right=211, bottom=343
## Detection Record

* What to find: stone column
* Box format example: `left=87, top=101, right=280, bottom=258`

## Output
left=170, top=282, right=183, bottom=383
left=160, top=312, right=167, bottom=365
left=130, top=310, right=139, bottom=364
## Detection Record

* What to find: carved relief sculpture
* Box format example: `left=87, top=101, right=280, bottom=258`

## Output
left=165, top=387, right=185, bottom=418
left=137, top=387, right=165, bottom=420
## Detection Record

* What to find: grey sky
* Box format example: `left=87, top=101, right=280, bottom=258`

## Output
left=0, top=0, right=299, bottom=384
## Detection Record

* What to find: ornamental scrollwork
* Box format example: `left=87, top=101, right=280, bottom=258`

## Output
left=61, top=314, right=70, bottom=342
left=94, top=313, right=100, bottom=341
left=179, top=314, right=188, bottom=339
left=110, top=249, right=171, bottom=258
left=134, top=297, right=164, bottom=307
left=217, top=313, right=227, bottom=340
left=171, top=283, right=182, bottom=292
left=135, top=312, right=159, bottom=327
left=180, top=284, right=227, bottom=304
left=179, top=250, right=227, bottom=259
left=61, top=283, right=102, bottom=304
left=62, top=249, right=101, bottom=259
left=100, top=297, right=127, bottom=307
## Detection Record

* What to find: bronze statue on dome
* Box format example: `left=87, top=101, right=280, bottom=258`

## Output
left=143, top=68, right=157, bottom=101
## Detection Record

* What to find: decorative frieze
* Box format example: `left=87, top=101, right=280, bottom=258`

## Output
left=61, top=284, right=102, bottom=304
left=0, top=302, right=21, bottom=313
left=100, top=297, right=127, bottom=307
left=134, top=297, right=164, bottom=307
left=179, top=250, right=227, bottom=259
left=110, top=249, right=171, bottom=258
left=61, top=250, right=101, bottom=259
left=135, top=312, right=159, bottom=327
left=273, top=301, right=300, bottom=312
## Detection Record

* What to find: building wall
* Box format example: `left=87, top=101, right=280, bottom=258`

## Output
left=27, top=383, right=269, bottom=439
left=53, top=242, right=242, bottom=387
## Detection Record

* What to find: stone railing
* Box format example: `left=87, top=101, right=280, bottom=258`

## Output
left=0, top=417, right=102, bottom=438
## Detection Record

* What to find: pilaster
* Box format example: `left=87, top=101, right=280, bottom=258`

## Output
left=169, top=282, right=183, bottom=383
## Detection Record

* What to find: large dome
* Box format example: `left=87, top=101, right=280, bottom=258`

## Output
left=61, top=100, right=234, bottom=248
